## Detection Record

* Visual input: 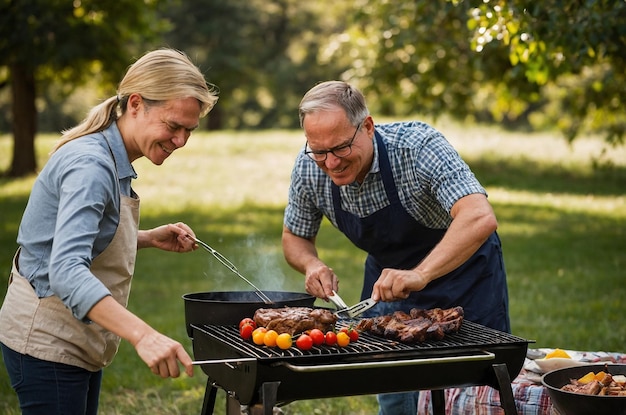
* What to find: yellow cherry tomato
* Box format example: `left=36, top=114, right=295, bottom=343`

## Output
left=336, top=331, right=350, bottom=347
left=276, top=333, right=293, bottom=350
left=263, top=330, right=279, bottom=347
left=252, top=327, right=267, bottom=345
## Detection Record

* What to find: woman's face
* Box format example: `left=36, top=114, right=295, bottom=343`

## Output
left=124, top=95, right=202, bottom=164
left=303, top=109, right=374, bottom=185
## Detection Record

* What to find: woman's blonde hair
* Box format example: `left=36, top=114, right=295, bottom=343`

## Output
left=53, top=48, right=219, bottom=152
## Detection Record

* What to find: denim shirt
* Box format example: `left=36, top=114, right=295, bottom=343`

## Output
left=16, top=122, right=137, bottom=321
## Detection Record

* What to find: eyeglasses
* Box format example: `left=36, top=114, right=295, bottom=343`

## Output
left=304, top=121, right=363, bottom=162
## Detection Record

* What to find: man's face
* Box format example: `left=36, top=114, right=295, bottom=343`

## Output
left=303, top=110, right=373, bottom=185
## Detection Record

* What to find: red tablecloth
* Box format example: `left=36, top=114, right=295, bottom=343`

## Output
left=415, top=350, right=626, bottom=415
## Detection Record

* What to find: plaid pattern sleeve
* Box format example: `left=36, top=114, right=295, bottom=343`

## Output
left=283, top=151, right=329, bottom=239
left=283, top=121, right=489, bottom=236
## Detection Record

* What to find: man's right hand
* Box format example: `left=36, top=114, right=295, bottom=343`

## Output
left=304, top=262, right=339, bottom=300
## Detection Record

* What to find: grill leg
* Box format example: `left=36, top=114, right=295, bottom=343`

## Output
left=260, top=381, right=280, bottom=415
left=241, top=382, right=281, bottom=415
left=431, top=389, right=446, bottom=415
left=226, top=396, right=245, bottom=415
left=201, top=380, right=218, bottom=415
left=492, top=363, right=519, bottom=415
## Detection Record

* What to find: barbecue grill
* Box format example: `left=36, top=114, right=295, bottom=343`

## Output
left=190, top=318, right=532, bottom=415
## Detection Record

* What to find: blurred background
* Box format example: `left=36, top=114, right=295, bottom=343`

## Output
left=1, top=0, right=625, bottom=177
left=1, top=2, right=625, bottom=413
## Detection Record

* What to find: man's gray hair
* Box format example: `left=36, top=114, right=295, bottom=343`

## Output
left=298, top=81, right=369, bottom=128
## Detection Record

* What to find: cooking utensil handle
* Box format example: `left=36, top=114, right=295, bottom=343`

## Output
left=277, top=351, right=495, bottom=372
left=328, top=290, right=349, bottom=310
left=191, top=236, right=273, bottom=304
left=192, top=358, right=257, bottom=365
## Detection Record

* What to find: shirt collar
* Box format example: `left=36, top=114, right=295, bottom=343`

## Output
left=102, top=122, right=137, bottom=181
left=370, top=133, right=381, bottom=175
left=347, top=130, right=380, bottom=187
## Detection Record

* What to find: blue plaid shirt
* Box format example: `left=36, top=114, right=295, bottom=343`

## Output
left=284, top=121, right=487, bottom=239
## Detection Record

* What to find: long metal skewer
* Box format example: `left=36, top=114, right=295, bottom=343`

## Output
left=190, top=236, right=273, bottom=304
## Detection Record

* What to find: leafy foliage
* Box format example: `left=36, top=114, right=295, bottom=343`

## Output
left=1, top=0, right=625, bottom=176
left=157, top=0, right=356, bottom=129
left=0, top=0, right=162, bottom=91
left=461, top=0, right=626, bottom=143
left=0, top=0, right=164, bottom=176
left=328, top=0, right=625, bottom=144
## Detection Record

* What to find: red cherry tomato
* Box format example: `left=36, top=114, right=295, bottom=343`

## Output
left=340, top=326, right=359, bottom=342
left=309, top=329, right=325, bottom=346
left=240, top=323, right=254, bottom=340
left=296, top=334, right=313, bottom=351
left=324, top=331, right=337, bottom=346
left=239, top=318, right=256, bottom=330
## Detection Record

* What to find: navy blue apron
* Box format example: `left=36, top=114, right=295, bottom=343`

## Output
left=331, top=131, right=510, bottom=332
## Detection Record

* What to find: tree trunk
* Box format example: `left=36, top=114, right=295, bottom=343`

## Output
left=9, top=63, right=37, bottom=177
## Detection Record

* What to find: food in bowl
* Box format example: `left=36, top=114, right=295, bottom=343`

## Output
left=561, top=367, right=626, bottom=396
left=542, top=363, right=626, bottom=415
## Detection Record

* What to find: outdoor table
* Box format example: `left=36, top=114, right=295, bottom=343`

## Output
left=416, top=349, right=626, bottom=415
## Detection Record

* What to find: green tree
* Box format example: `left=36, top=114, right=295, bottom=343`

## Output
left=159, top=0, right=354, bottom=130
left=467, top=0, right=626, bottom=144
left=330, top=0, right=625, bottom=145
left=0, top=0, right=162, bottom=177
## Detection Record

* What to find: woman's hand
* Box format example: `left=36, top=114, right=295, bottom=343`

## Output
left=134, top=329, right=194, bottom=378
left=88, top=296, right=194, bottom=378
left=138, top=222, right=198, bottom=252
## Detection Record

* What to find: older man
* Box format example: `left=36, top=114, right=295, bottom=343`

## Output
left=282, top=81, right=510, bottom=415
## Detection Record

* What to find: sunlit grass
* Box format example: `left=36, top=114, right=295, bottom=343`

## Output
left=1, top=123, right=625, bottom=414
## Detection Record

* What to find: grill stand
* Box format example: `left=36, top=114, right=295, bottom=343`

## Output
left=200, top=363, right=518, bottom=415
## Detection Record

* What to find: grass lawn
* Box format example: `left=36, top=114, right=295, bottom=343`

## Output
left=0, top=121, right=624, bottom=414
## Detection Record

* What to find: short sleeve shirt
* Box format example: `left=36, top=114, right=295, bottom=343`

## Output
left=283, top=121, right=487, bottom=239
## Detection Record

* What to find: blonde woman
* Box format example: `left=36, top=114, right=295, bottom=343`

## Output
left=0, top=48, right=219, bottom=415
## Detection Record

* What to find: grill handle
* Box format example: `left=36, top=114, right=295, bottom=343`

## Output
left=277, top=351, right=495, bottom=373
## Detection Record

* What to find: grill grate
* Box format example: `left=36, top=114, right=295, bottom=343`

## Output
left=196, top=320, right=529, bottom=361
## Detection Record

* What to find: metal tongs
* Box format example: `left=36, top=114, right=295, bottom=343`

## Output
left=328, top=290, right=349, bottom=311
left=329, top=290, right=377, bottom=319
left=190, top=236, right=273, bottom=304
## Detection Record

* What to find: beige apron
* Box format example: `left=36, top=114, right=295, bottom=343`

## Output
left=0, top=194, right=139, bottom=372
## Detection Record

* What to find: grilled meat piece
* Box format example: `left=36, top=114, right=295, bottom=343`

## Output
left=562, top=380, right=603, bottom=395
left=356, top=306, right=464, bottom=344
left=560, top=366, right=626, bottom=396
left=254, top=307, right=337, bottom=335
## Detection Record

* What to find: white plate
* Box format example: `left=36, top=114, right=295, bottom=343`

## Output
left=534, top=357, right=589, bottom=373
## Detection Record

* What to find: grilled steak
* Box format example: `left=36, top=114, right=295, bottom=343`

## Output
left=562, top=380, right=603, bottom=395
left=356, top=306, right=464, bottom=343
left=254, top=307, right=338, bottom=335
left=561, top=371, right=626, bottom=396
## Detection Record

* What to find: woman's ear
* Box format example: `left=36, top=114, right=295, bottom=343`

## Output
left=126, top=93, right=143, bottom=115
